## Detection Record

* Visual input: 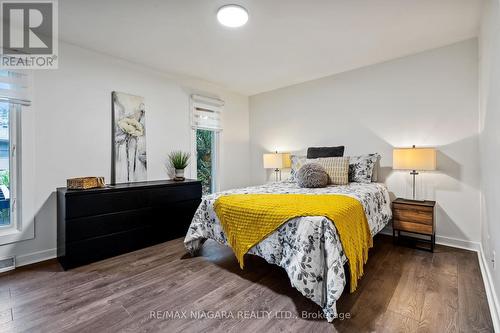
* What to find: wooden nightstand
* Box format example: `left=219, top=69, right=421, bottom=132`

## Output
left=392, top=198, right=436, bottom=252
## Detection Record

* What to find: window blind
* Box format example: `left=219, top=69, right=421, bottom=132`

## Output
left=0, top=70, right=31, bottom=106
left=191, top=94, right=224, bottom=131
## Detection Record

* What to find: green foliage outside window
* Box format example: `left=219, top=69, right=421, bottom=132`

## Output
left=196, top=129, right=213, bottom=195
left=0, top=170, right=9, bottom=188
left=0, top=170, right=8, bottom=225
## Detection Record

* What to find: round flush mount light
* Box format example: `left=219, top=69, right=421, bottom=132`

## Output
left=217, top=5, right=249, bottom=28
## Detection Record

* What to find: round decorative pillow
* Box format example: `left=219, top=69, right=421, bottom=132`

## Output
left=296, top=163, right=328, bottom=188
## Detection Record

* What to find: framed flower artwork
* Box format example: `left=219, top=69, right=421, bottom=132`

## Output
left=111, top=92, right=147, bottom=183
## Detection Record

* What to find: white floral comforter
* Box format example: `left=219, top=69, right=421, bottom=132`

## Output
left=184, top=181, right=392, bottom=322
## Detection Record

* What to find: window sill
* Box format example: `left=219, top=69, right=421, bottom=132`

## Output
left=0, top=226, right=33, bottom=246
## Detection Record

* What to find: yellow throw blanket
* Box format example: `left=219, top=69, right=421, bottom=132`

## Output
left=214, top=194, right=372, bottom=292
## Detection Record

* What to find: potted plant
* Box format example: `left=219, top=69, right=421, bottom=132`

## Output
left=168, top=151, right=190, bottom=181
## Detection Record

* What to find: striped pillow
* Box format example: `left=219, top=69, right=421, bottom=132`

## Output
left=307, top=157, right=349, bottom=185
left=290, top=155, right=307, bottom=180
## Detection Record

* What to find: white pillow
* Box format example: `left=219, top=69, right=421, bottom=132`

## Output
left=348, top=154, right=379, bottom=183
left=290, top=155, right=307, bottom=181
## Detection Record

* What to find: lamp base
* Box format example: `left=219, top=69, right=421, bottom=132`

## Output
left=410, top=170, right=419, bottom=200
left=274, top=168, right=281, bottom=182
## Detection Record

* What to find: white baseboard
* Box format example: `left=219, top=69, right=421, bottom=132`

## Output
left=435, top=235, right=481, bottom=252
left=379, top=229, right=481, bottom=251
left=478, top=244, right=500, bottom=333
left=15, top=248, right=56, bottom=267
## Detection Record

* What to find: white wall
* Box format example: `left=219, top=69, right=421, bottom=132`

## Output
left=479, top=0, right=500, bottom=326
left=0, top=33, right=485, bottom=277
left=250, top=39, right=480, bottom=245
left=0, top=42, right=250, bottom=264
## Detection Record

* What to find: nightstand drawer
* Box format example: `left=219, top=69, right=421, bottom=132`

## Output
left=393, top=208, right=432, bottom=225
left=392, top=203, right=433, bottom=212
left=393, top=220, right=433, bottom=235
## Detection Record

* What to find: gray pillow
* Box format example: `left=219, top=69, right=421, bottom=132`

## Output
left=296, top=163, right=328, bottom=188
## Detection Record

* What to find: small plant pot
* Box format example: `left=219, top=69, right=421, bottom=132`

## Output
left=174, top=168, right=185, bottom=181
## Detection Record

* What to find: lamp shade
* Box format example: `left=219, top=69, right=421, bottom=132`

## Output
left=393, top=147, right=436, bottom=171
left=263, top=152, right=291, bottom=169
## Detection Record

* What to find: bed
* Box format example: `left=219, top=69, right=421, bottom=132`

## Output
left=184, top=180, right=392, bottom=322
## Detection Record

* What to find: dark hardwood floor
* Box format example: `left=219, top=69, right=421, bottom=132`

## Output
left=0, top=235, right=493, bottom=332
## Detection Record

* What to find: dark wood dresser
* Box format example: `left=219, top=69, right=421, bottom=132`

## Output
left=57, top=179, right=202, bottom=269
left=392, top=198, right=436, bottom=252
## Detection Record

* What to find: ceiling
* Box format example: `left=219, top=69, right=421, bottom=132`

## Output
left=59, top=0, right=483, bottom=95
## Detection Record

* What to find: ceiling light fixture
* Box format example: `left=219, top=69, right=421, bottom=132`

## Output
left=217, top=5, right=249, bottom=28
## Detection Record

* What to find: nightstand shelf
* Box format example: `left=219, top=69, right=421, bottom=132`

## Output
left=392, top=198, right=436, bottom=252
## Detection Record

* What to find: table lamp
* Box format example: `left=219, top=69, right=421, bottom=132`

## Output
left=393, top=145, right=436, bottom=201
left=263, top=151, right=291, bottom=181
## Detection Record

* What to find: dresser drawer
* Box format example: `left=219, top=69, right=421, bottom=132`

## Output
left=60, top=226, right=161, bottom=269
left=65, top=184, right=201, bottom=219
left=393, top=208, right=432, bottom=225
left=65, top=208, right=154, bottom=243
left=393, top=220, right=433, bottom=235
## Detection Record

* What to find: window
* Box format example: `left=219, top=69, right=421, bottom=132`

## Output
left=0, top=70, right=29, bottom=231
left=191, top=95, right=223, bottom=195
left=0, top=102, right=17, bottom=227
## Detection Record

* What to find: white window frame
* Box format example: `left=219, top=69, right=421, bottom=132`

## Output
left=0, top=70, right=33, bottom=246
left=0, top=104, right=20, bottom=232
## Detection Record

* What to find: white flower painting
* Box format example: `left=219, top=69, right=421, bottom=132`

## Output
left=112, top=92, right=147, bottom=183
